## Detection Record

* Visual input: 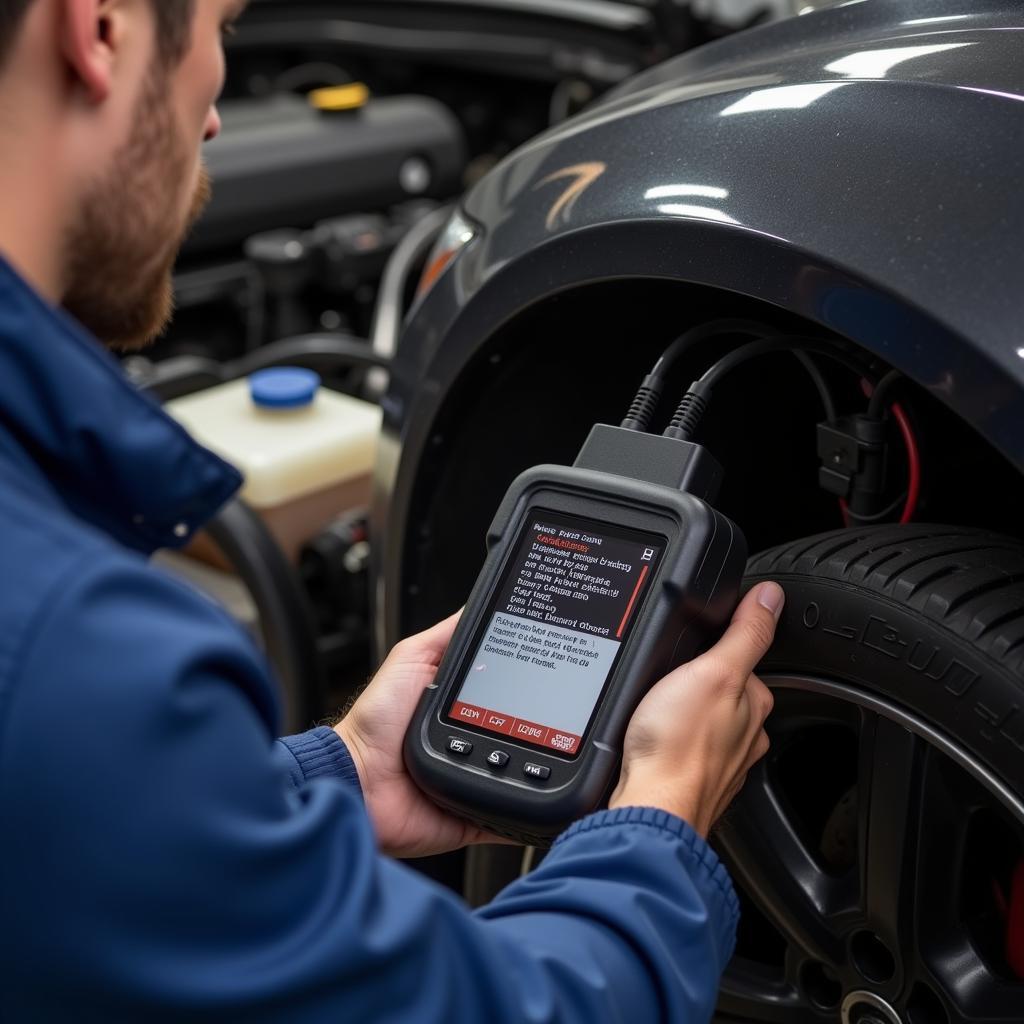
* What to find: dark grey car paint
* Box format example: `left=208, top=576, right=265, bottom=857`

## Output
left=374, top=0, right=1024, bottom=649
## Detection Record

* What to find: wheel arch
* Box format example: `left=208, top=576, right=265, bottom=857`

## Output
left=375, top=220, right=1024, bottom=651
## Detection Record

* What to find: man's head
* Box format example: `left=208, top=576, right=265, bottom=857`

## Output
left=0, top=0, right=248, bottom=349
left=0, top=0, right=195, bottom=71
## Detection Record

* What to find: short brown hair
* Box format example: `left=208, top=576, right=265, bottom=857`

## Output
left=0, top=0, right=195, bottom=71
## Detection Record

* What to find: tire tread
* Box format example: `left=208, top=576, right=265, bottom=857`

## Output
left=747, top=525, right=1024, bottom=677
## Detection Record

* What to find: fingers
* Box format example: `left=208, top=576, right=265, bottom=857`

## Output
left=747, top=728, right=770, bottom=767
left=733, top=678, right=773, bottom=797
left=741, top=674, right=774, bottom=758
left=711, top=725, right=772, bottom=825
left=716, top=773, right=747, bottom=817
left=730, top=678, right=773, bottom=795
left=704, top=582, right=785, bottom=692
left=467, top=829, right=519, bottom=848
left=747, top=672, right=774, bottom=723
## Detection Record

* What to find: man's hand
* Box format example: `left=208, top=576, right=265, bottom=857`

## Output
left=335, top=612, right=509, bottom=858
left=339, top=582, right=781, bottom=855
left=610, top=582, right=783, bottom=836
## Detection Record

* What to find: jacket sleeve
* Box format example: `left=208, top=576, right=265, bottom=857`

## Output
left=275, top=726, right=365, bottom=798
left=0, top=553, right=738, bottom=1024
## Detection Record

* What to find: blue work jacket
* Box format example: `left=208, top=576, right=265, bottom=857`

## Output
left=0, top=256, right=739, bottom=1022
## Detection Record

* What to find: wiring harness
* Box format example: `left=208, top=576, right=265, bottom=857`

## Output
left=621, top=320, right=922, bottom=526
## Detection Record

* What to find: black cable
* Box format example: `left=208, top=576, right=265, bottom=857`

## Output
left=866, top=369, right=904, bottom=419
left=619, top=374, right=664, bottom=433
left=140, top=335, right=390, bottom=403
left=622, top=319, right=774, bottom=432
left=649, top=319, right=775, bottom=378
left=698, top=335, right=870, bottom=389
left=845, top=491, right=909, bottom=523
left=623, top=320, right=847, bottom=433
left=794, top=351, right=837, bottom=423
left=205, top=498, right=325, bottom=734
left=622, top=320, right=774, bottom=431
left=664, top=335, right=874, bottom=441
left=229, top=333, right=390, bottom=378
left=131, top=355, right=225, bottom=402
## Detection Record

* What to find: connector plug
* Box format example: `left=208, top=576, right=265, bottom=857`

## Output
left=817, top=415, right=888, bottom=517
left=574, top=424, right=723, bottom=502
left=662, top=379, right=713, bottom=442
left=620, top=373, right=663, bottom=432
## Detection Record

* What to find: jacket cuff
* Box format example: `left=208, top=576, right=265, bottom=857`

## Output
left=556, top=806, right=739, bottom=947
left=276, top=726, right=364, bottom=800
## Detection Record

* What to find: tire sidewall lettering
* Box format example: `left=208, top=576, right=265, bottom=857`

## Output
left=754, top=580, right=1024, bottom=784
left=802, top=602, right=820, bottom=630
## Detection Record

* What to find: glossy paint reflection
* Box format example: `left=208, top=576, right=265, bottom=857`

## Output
left=644, top=184, right=736, bottom=224
left=825, top=43, right=972, bottom=79
left=721, top=82, right=847, bottom=115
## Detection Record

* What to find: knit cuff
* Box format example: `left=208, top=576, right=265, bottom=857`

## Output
left=556, top=805, right=740, bottom=930
left=276, top=726, right=364, bottom=800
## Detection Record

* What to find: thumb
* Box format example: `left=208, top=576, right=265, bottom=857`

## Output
left=705, top=582, right=785, bottom=686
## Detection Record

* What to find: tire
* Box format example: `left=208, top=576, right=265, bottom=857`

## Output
left=467, top=524, right=1024, bottom=1023
left=715, top=524, right=1024, bottom=1023
left=745, top=524, right=1024, bottom=793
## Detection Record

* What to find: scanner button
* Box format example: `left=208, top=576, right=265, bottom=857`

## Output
left=447, top=737, right=473, bottom=756
left=486, top=750, right=510, bottom=769
left=523, top=763, right=551, bottom=781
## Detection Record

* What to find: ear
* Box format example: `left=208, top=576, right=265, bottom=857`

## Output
left=59, top=0, right=124, bottom=104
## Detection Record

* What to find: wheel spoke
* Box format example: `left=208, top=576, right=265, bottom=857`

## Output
left=923, top=932, right=1024, bottom=1023
left=715, top=763, right=850, bottom=966
left=910, top=753, right=1023, bottom=1021
left=717, top=963, right=816, bottom=1023
left=856, top=711, right=926, bottom=950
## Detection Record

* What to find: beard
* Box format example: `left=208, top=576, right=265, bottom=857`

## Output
left=62, top=67, right=212, bottom=352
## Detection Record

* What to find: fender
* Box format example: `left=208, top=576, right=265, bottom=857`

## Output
left=374, top=0, right=1024, bottom=650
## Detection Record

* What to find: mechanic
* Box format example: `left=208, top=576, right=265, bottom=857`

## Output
left=0, top=1, right=781, bottom=1020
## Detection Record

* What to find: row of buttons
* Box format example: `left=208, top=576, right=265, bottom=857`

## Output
left=447, top=737, right=551, bottom=780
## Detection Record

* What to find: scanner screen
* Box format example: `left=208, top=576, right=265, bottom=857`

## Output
left=447, top=511, right=663, bottom=757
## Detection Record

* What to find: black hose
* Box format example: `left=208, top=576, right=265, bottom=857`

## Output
left=664, top=336, right=873, bottom=441
left=139, top=335, right=390, bottom=403
left=793, top=351, right=838, bottom=423
left=649, top=318, right=774, bottom=378
left=229, top=333, right=390, bottom=378
left=131, top=355, right=226, bottom=403
left=698, top=335, right=871, bottom=389
left=625, top=319, right=844, bottom=433
left=866, top=369, right=904, bottom=418
left=205, top=498, right=325, bottom=734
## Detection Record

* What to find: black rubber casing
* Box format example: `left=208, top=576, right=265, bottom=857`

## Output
left=403, top=461, right=747, bottom=846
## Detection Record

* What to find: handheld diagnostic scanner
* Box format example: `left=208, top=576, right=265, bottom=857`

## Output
left=403, top=322, right=883, bottom=844
left=402, top=345, right=755, bottom=844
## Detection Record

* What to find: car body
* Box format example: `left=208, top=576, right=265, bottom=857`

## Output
left=374, top=0, right=1024, bottom=644
left=372, top=3, right=1024, bottom=1019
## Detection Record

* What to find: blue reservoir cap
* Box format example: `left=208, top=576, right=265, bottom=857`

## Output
left=249, top=367, right=321, bottom=409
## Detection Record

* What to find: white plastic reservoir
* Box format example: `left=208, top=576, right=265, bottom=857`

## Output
left=167, top=368, right=381, bottom=560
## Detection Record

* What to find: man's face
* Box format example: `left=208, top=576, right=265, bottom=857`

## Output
left=62, top=2, right=242, bottom=351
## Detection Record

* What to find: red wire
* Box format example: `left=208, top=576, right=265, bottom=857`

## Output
left=838, top=381, right=921, bottom=526
left=891, top=402, right=920, bottom=524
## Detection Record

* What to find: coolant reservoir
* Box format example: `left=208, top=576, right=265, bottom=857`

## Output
left=167, top=368, right=380, bottom=560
